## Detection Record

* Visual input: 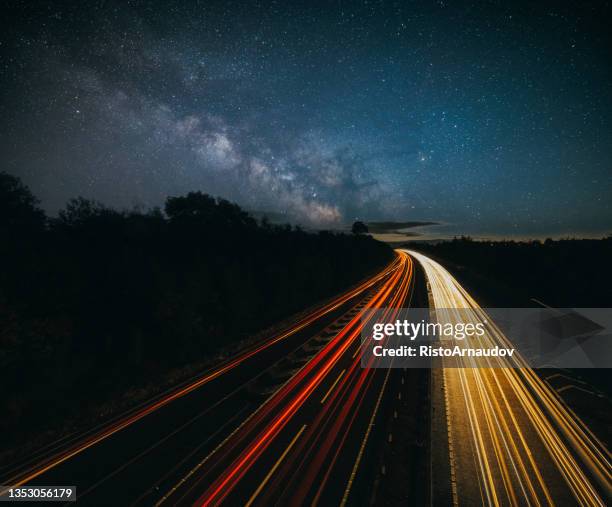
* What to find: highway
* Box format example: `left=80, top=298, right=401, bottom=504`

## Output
left=155, top=251, right=415, bottom=506
left=2, top=249, right=610, bottom=506
left=405, top=250, right=611, bottom=506
left=0, top=252, right=415, bottom=506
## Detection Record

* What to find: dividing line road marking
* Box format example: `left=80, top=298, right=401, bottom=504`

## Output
left=320, top=369, right=346, bottom=404
left=245, top=424, right=307, bottom=507
left=557, top=385, right=598, bottom=396
left=340, top=367, right=392, bottom=507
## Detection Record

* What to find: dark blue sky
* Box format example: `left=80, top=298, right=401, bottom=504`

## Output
left=2, top=0, right=611, bottom=236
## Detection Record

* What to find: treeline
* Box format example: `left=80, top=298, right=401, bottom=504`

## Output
left=410, top=236, right=612, bottom=307
left=0, top=172, right=392, bottom=446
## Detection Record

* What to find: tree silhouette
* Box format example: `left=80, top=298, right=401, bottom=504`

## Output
left=58, top=197, right=118, bottom=227
left=351, top=221, right=368, bottom=234
left=0, top=171, right=45, bottom=236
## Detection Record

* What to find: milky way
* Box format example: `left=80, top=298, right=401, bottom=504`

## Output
left=1, top=1, right=611, bottom=235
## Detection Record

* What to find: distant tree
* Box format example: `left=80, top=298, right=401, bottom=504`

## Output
left=351, top=221, right=368, bottom=235
left=165, top=192, right=256, bottom=230
left=0, top=171, right=46, bottom=234
left=165, top=192, right=217, bottom=221
left=58, top=197, right=117, bottom=227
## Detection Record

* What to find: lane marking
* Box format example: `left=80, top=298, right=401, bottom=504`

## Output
left=557, top=385, right=598, bottom=396
left=320, top=369, right=346, bottom=404
left=245, top=424, right=307, bottom=507
left=340, top=367, right=391, bottom=507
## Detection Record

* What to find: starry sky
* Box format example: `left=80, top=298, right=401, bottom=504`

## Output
left=2, top=0, right=611, bottom=237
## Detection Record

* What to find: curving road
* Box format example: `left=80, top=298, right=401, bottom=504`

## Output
left=406, top=249, right=611, bottom=507
left=2, top=249, right=609, bottom=506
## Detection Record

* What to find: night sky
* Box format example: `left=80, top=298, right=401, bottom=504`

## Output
left=2, top=1, right=611, bottom=237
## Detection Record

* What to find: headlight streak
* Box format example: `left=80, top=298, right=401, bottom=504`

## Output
left=406, top=249, right=610, bottom=506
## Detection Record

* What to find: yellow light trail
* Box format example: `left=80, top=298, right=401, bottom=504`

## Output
left=405, top=249, right=611, bottom=506
left=244, top=424, right=307, bottom=507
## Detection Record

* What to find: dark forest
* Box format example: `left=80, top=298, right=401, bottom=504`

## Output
left=0, top=171, right=392, bottom=450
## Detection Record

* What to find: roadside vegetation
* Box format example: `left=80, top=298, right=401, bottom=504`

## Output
left=0, top=171, right=392, bottom=451
left=409, top=235, right=612, bottom=307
